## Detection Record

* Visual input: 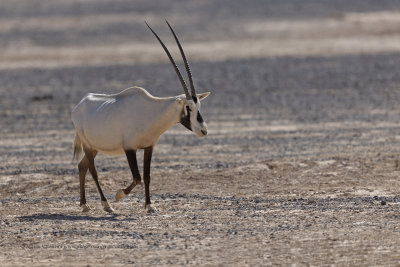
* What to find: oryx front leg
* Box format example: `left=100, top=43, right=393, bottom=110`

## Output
left=144, top=146, right=156, bottom=213
left=83, top=146, right=114, bottom=213
left=115, top=149, right=142, bottom=202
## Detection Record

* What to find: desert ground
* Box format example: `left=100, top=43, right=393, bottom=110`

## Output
left=3, top=0, right=400, bottom=265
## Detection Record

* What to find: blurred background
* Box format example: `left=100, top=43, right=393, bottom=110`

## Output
left=1, top=0, right=400, bottom=67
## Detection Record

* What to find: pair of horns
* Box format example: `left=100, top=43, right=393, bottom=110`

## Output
left=146, top=20, right=196, bottom=100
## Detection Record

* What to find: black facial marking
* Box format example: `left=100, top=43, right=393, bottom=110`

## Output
left=192, top=96, right=198, bottom=103
left=197, top=111, right=204, bottom=123
left=180, top=107, right=192, bottom=131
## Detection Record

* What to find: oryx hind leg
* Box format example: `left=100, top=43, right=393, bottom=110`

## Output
left=78, top=151, right=97, bottom=212
left=83, top=146, right=114, bottom=213
left=116, top=150, right=142, bottom=202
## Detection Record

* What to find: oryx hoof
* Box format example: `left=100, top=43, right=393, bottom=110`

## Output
left=102, top=201, right=115, bottom=213
left=80, top=203, right=92, bottom=212
left=145, top=204, right=157, bottom=214
left=115, top=189, right=126, bottom=202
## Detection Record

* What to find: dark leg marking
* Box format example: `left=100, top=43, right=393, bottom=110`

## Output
left=78, top=151, right=97, bottom=207
left=115, top=149, right=145, bottom=202
left=82, top=146, right=107, bottom=202
left=124, top=149, right=142, bottom=195
left=143, top=146, right=153, bottom=206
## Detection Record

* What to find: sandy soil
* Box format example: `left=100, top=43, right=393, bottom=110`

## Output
left=3, top=0, right=400, bottom=266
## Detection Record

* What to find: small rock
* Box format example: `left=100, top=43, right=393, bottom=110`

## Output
left=381, top=200, right=387, bottom=206
left=31, top=94, right=53, bottom=101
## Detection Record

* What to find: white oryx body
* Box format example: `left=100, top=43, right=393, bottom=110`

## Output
left=71, top=21, right=211, bottom=213
left=72, top=87, right=191, bottom=156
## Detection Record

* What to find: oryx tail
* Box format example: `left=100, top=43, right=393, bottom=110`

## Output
left=73, top=133, right=83, bottom=161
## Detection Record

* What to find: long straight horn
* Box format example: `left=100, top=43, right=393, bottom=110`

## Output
left=165, top=20, right=196, bottom=99
left=145, top=21, right=191, bottom=100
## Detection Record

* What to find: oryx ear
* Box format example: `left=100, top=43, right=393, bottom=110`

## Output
left=196, top=92, right=210, bottom=101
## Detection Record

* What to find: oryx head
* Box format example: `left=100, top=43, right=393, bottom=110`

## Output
left=146, top=20, right=210, bottom=137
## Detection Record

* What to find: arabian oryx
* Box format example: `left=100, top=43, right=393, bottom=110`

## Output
left=71, top=21, right=210, bottom=213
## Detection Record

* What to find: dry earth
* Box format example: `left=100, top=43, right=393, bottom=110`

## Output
left=2, top=0, right=400, bottom=266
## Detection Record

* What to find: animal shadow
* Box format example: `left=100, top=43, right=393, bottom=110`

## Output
left=18, top=213, right=135, bottom=222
